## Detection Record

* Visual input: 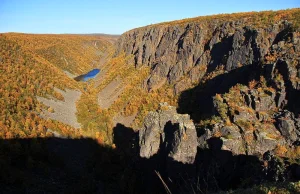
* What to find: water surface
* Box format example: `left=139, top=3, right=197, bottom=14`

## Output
left=74, top=69, right=100, bottom=81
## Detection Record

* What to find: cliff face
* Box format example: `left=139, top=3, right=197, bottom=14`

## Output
left=115, top=10, right=299, bottom=94
left=115, top=9, right=300, bottom=156
left=113, top=10, right=300, bottom=191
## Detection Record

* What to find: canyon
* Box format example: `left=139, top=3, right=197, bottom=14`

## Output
left=0, top=8, right=300, bottom=194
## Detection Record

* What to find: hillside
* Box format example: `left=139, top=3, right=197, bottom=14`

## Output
left=0, top=8, right=300, bottom=194
left=4, top=33, right=114, bottom=74
left=0, top=33, right=115, bottom=138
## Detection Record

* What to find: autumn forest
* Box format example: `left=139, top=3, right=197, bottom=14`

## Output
left=1, top=8, right=300, bottom=194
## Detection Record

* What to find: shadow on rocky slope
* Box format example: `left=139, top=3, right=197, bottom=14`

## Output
left=206, top=35, right=234, bottom=73
left=177, top=64, right=261, bottom=122
left=178, top=60, right=300, bottom=123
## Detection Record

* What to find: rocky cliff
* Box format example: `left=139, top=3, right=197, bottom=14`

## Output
left=115, top=9, right=300, bottom=154
left=113, top=9, right=300, bottom=192
left=115, top=9, right=299, bottom=94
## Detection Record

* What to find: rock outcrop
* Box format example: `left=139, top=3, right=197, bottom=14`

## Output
left=115, top=11, right=298, bottom=94
left=195, top=72, right=300, bottom=156
left=117, top=9, right=300, bottom=193
left=120, top=10, right=300, bottom=160
left=139, top=103, right=197, bottom=164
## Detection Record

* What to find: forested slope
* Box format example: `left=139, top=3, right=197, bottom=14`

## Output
left=0, top=33, right=114, bottom=138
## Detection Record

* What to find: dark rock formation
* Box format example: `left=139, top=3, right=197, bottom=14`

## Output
left=116, top=10, right=300, bottom=192
left=115, top=18, right=295, bottom=93
left=139, top=103, right=197, bottom=164
left=126, top=18, right=300, bottom=186
left=262, top=151, right=300, bottom=182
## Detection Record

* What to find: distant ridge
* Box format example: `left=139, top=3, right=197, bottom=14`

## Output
left=67, top=33, right=120, bottom=38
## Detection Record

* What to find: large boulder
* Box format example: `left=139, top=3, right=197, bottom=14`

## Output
left=168, top=119, right=197, bottom=164
left=139, top=111, right=161, bottom=158
left=139, top=103, right=197, bottom=164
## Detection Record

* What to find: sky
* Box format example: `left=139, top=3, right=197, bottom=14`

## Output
left=0, top=0, right=299, bottom=34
